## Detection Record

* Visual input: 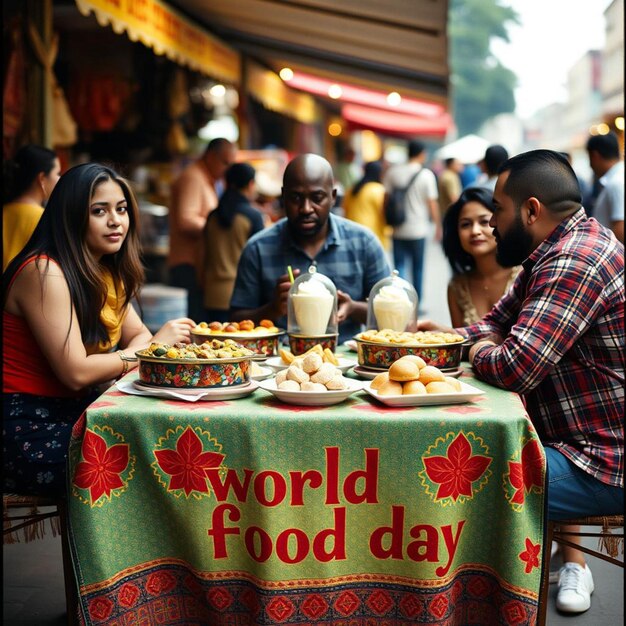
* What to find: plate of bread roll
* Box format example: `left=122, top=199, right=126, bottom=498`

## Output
left=362, top=355, right=485, bottom=407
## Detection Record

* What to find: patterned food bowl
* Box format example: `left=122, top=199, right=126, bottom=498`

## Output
left=135, top=341, right=254, bottom=389
left=355, top=330, right=466, bottom=371
left=288, top=333, right=338, bottom=356
left=192, top=326, right=284, bottom=360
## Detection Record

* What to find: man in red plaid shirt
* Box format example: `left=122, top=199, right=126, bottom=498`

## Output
left=421, top=150, right=624, bottom=615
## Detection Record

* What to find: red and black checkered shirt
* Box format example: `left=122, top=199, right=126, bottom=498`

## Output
left=462, top=209, right=624, bottom=488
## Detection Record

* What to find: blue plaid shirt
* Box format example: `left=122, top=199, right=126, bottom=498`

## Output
left=230, top=214, right=391, bottom=341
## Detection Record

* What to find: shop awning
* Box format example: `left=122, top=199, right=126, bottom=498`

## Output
left=171, top=0, right=450, bottom=108
left=74, top=0, right=240, bottom=84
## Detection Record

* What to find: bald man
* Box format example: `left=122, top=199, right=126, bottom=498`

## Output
left=230, top=154, right=391, bottom=341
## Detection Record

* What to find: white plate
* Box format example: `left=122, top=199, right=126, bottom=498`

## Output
left=250, top=366, right=273, bottom=381
left=362, top=380, right=485, bottom=407
left=342, top=340, right=358, bottom=352
left=265, top=356, right=356, bottom=374
left=257, top=378, right=364, bottom=406
left=115, top=379, right=258, bottom=402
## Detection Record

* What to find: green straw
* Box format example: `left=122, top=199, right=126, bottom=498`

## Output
left=287, top=265, right=295, bottom=284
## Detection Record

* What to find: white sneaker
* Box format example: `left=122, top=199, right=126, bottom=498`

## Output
left=555, top=562, right=594, bottom=613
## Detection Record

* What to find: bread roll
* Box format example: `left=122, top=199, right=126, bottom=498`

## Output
left=301, top=381, right=327, bottom=392
left=398, top=355, right=427, bottom=369
left=302, top=353, right=323, bottom=373
left=326, top=375, right=347, bottom=390
left=310, top=362, right=338, bottom=384
left=389, top=359, right=420, bottom=382
left=370, top=372, right=390, bottom=390
left=287, top=365, right=309, bottom=384
left=403, top=380, right=427, bottom=395
left=419, top=365, right=446, bottom=385
left=278, top=379, right=300, bottom=391
left=377, top=380, right=403, bottom=396
left=425, top=381, right=457, bottom=394
left=444, top=376, right=462, bottom=391
left=275, top=369, right=288, bottom=385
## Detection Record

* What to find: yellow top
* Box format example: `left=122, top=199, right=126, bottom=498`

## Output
left=3, top=202, right=44, bottom=272
left=343, top=182, right=391, bottom=250
left=88, top=268, right=128, bottom=355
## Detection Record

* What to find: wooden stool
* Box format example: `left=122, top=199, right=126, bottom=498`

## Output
left=538, top=515, right=624, bottom=626
left=3, top=493, right=78, bottom=625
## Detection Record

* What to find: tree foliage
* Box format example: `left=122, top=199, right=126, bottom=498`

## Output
left=449, top=0, right=520, bottom=136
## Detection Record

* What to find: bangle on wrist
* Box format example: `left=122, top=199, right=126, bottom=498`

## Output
left=117, top=350, right=137, bottom=376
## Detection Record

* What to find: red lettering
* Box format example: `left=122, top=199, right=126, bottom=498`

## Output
left=207, top=503, right=240, bottom=558
left=254, top=470, right=287, bottom=506
left=245, top=526, right=272, bottom=562
left=325, top=447, right=340, bottom=504
left=275, top=528, right=309, bottom=564
left=312, top=507, right=346, bottom=562
left=205, top=468, right=253, bottom=502
left=369, top=505, right=405, bottom=559
left=407, top=525, right=439, bottom=562
left=344, top=448, right=379, bottom=504
left=289, top=469, right=323, bottom=505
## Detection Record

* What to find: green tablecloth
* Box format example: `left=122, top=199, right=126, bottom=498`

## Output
left=68, top=365, right=546, bottom=625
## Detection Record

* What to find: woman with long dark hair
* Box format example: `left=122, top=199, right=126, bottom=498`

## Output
left=442, top=186, right=521, bottom=327
left=3, top=162, right=195, bottom=496
left=3, top=144, right=61, bottom=271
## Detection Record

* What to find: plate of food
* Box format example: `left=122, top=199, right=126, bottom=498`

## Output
left=266, top=344, right=355, bottom=374
left=362, top=380, right=484, bottom=407
left=258, top=378, right=363, bottom=406
left=116, top=379, right=259, bottom=402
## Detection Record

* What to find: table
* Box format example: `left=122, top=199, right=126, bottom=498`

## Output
left=67, top=365, right=546, bottom=625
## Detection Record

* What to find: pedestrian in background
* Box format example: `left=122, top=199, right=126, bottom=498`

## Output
left=477, top=144, right=509, bottom=191
left=586, top=131, right=624, bottom=243
left=343, top=160, right=389, bottom=250
left=203, top=162, right=265, bottom=322
left=3, top=144, right=61, bottom=271
left=383, top=140, right=441, bottom=308
left=437, top=157, right=463, bottom=216
left=167, top=137, right=236, bottom=320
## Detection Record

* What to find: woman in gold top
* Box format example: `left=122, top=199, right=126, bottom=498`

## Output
left=3, top=163, right=195, bottom=496
left=442, top=186, right=521, bottom=327
left=2, top=144, right=61, bottom=271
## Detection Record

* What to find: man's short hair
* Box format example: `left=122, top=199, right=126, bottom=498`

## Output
left=484, top=145, right=509, bottom=175
left=499, top=149, right=582, bottom=214
left=408, top=140, right=425, bottom=159
left=586, top=132, right=620, bottom=160
left=445, top=157, right=456, bottom=168
left=204, top=137, right=232, bottom=155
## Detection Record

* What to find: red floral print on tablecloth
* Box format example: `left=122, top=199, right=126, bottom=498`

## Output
left=154, top=426, right=224, bottom=496
left=73, top=429, right=130, bottom=505
left=519, top=537, right=541, bottom=574
left=506, top=439, right=544, bottom=506
left=266, top=595, right=295, bottom=622
left=300, top=594, right=328, bottom=619
left=421, top=431, right=492, bottom=504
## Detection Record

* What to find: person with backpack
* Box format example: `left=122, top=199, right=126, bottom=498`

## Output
left=382, top=140, right=441, bottom=306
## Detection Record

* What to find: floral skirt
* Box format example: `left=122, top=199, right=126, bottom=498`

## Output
left=3, top=391, right=99, bottom=497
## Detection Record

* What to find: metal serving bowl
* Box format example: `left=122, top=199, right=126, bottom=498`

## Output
left=354, top=334, right=466, bottom=371
left=135, top=345, right=253, bottom=389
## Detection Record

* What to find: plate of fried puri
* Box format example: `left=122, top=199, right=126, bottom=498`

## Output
left=362, top=355, right=485, bottom=407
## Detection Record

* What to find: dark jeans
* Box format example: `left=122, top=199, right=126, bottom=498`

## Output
left=169, top=264, right=204, bottom=323
left=392, top=238, right=426, bottom=303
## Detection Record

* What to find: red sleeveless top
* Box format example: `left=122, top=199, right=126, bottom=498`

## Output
left=3, top=256, right=125, bottom=397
